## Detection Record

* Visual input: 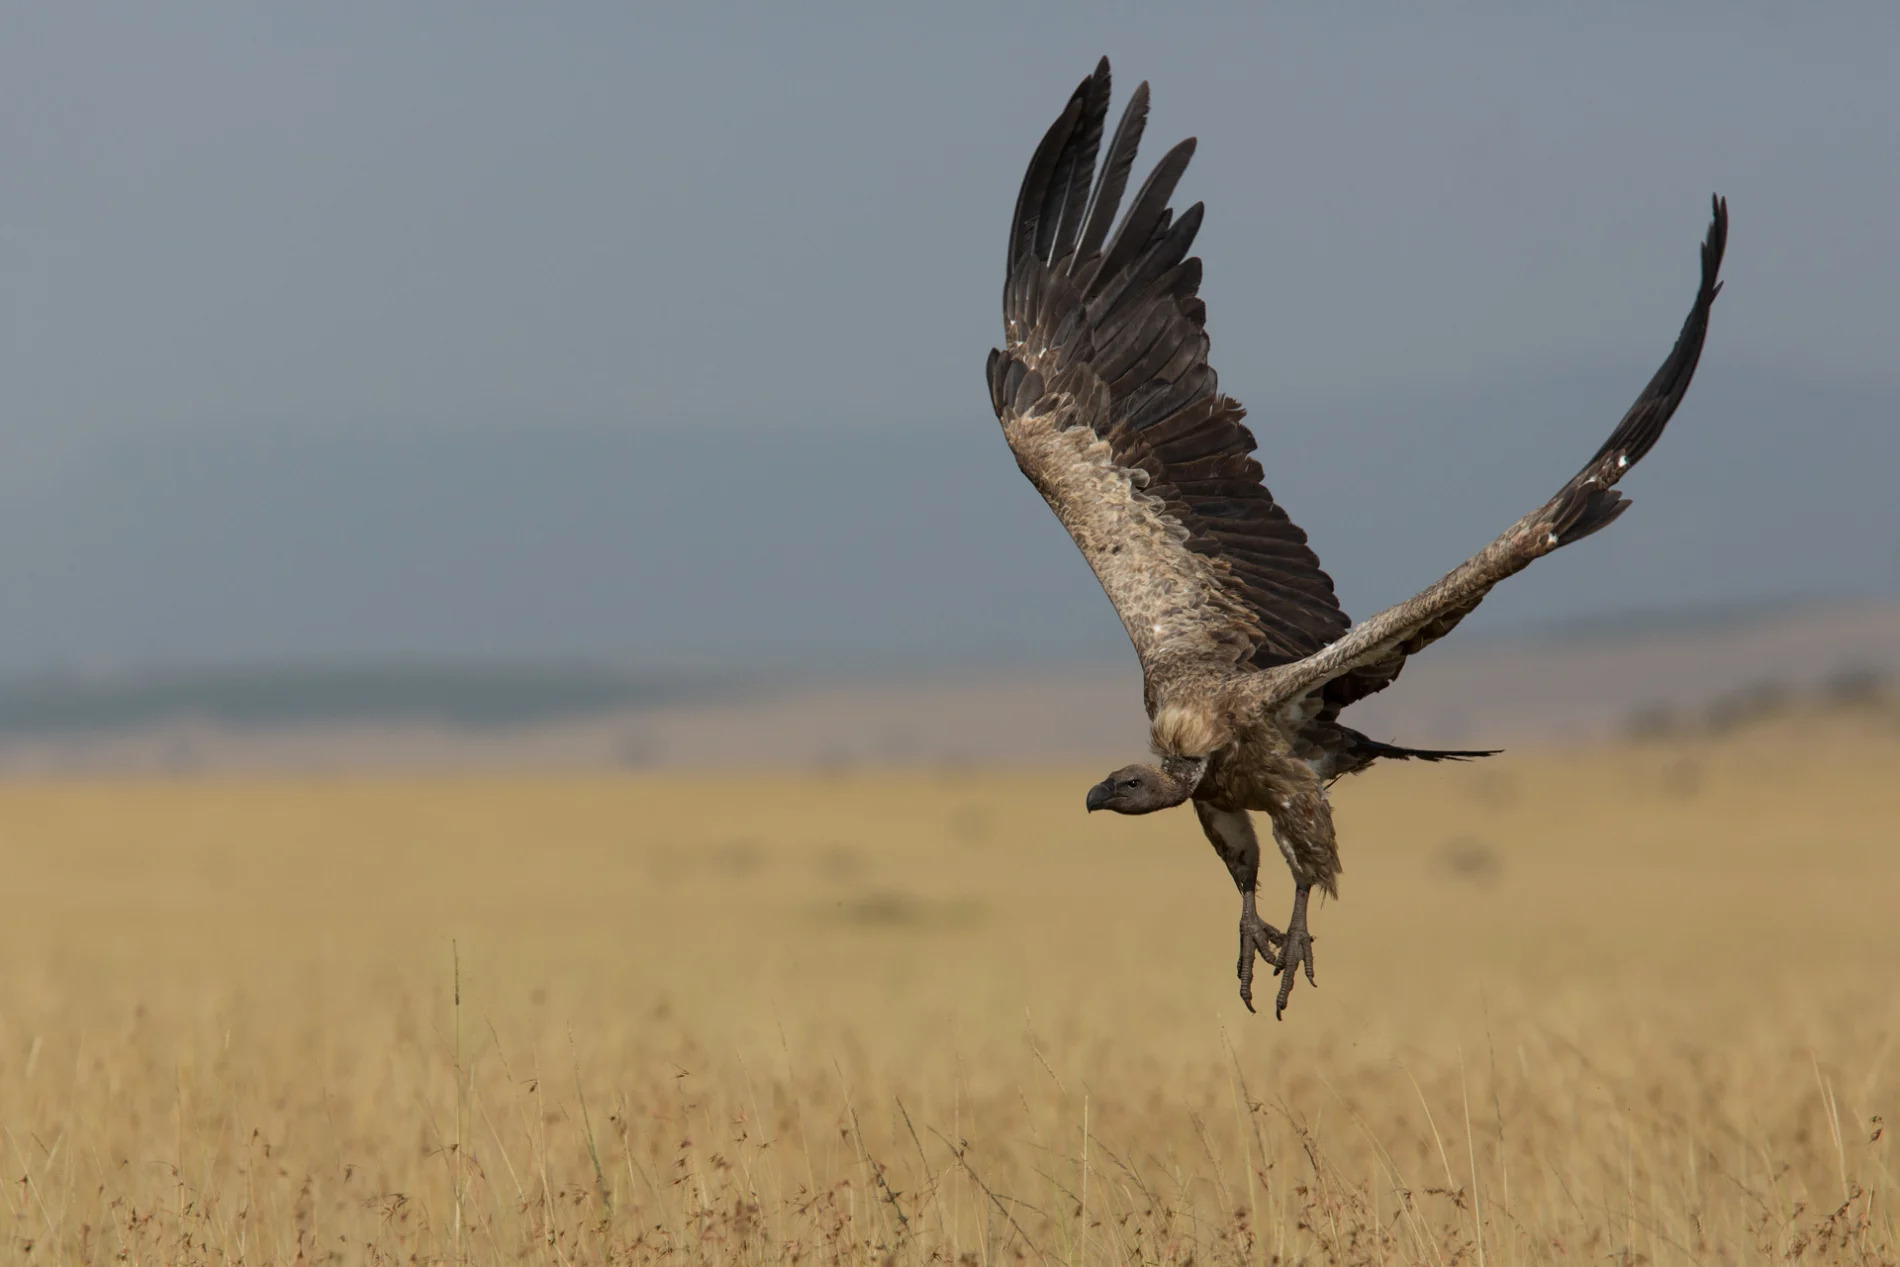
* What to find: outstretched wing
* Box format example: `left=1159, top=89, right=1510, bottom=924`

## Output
left=986, top=59, right=1350, bottom=690
left=1258, top=197, right=1729, bottom=716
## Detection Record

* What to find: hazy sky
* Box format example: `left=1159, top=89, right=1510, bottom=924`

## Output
left=1, top=4, right=1896, bottom=671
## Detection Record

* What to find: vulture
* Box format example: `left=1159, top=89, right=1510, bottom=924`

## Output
left=985, top=58, right=1727, bottom=1019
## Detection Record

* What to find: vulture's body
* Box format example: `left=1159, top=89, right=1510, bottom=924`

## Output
left=986, top=59, right=1727, bottom=1017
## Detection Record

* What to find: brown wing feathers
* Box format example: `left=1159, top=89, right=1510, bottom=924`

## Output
left=991, top=59, right=1350, bottom=670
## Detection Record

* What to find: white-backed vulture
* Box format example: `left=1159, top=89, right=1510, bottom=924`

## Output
left=986, top=58, right=1727, bottom=1018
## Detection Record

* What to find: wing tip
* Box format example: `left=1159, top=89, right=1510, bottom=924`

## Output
left=1577, top=193, right=1730, bottom=476
left=1701, top=193, right=1728, bottom=299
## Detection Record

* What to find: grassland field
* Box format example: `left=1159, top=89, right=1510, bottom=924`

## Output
left=1, top=715, right=1897, bottom=1264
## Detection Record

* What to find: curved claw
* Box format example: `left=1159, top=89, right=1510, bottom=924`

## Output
left=1270, top=884, right=1318, bottom=1021
left=1271, top=926, right=1316, bottom=1020
left=1236, top=909, right=1285, bottom=1013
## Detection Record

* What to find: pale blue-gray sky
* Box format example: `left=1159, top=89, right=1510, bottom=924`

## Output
left=1, top=3, right=1896, bottom=671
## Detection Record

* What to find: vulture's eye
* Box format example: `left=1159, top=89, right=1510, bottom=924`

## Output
left=1120, top=778, right=1141, bottom=790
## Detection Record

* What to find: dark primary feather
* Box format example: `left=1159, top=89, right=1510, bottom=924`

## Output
left=1075, top=80, right=1148, bottom=265
left=1266, top=196, right=1730, bottom=714
left=990, top=59, right=1351, bottom=673
left=1045, top=69, right=1109, bottom=265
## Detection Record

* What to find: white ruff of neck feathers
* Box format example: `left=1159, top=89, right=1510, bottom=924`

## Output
left=1151, top=704, right=1226, bottom=760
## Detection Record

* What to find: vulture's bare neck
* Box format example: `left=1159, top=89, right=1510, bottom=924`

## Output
left=1155, top=755, right=1209, bottom=806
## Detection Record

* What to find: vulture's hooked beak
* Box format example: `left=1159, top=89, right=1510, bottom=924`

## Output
left=1085, top=781, right=1113, bottom=813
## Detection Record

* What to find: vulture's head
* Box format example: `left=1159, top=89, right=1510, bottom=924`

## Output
left=1086, top=764, right=1181, bottom=815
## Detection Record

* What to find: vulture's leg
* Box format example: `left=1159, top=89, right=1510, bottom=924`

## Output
left=1194, top=803, right=1283, bottom=1012
left=1265, top=783, right=1336, bottom=1020
left=1271, top=884, right=1317, bottom=1021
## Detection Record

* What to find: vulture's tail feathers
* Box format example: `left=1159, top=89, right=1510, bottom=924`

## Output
left=1377, top=743, right=1502, bottom=762
left=1351, top=733, right=1501, bottom=765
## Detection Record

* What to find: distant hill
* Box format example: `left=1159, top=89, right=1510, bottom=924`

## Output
left=0, top=661, right=725, bottom=735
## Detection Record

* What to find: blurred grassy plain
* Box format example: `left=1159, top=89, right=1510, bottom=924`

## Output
left=1, top=715, right=1897, bottom=1264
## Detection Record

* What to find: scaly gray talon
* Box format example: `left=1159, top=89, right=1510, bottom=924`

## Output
left=1236, top=890, right=1284, bottom=1013
left=1272, top=885, right=1317, bottom=1021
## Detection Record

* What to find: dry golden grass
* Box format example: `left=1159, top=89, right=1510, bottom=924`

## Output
left=2, top=717, right=1897, bottom=1264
